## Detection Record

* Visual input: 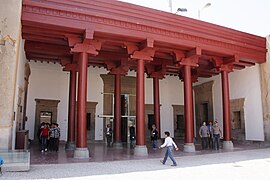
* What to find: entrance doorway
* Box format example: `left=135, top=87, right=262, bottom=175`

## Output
left=201, top=102, right=209, bottom=124
left=194, top=81, right=214, bottom=138
left=172, top=105, right=184, bottom=139
left=101, top=93, right=136, bottom=143
left=34, top=99, right=60, bottom=142
left=230, top=98, right=245, bottom=141
left=121, top=94, right=136, bottom=143
left=101, top=74, right=137, bottom=143
left=176, top=114, right=185, bottom=138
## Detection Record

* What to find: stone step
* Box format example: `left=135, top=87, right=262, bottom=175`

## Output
left=0, top=150, right=30, bottom=172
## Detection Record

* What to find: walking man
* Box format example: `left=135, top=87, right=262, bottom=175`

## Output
left=212, top=120, right=223, bottom=150
left=199, top=121, right=209, bottom=150
left=159, top=131, right=179, bottom=166
left=207, top=121, right=213, bottom=149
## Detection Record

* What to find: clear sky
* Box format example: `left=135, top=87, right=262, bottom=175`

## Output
left=118, top=0, right=270, bottom=37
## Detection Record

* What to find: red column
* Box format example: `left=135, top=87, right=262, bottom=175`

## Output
left=67, top=69, right=76, bottom=145
left=153, top=76, right=160, bottom=136
left=183, top=65, right=194, bottom=143
left=114, top=73, right=121, bottom=143
left=77, top=52, right=88, bottom=148
left=221, top=70, right=231, bottom=141
left=136, top=59, right=145, bottom=145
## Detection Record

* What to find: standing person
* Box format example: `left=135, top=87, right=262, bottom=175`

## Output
left=212, top=120, right=223, bottom=150
left=37, top=122, right=45, bottom=144
left=129, top=124, right=136, bottom=149
left=105, top=124, right=112, bottom=147
left=40, top=123, right=49, bottom=152
left=50, top=123, right=61, bottom=152
left=199, top=121, right=209, bottom=150
left=151, top=124, right=158, bottom=150
left=49, top=123, right=56, bottom=151
left=207, top=121, right=213, bottom=149
left=159, top=131, right=179, bottom=166
left=54, top=123, right=61, bottom=152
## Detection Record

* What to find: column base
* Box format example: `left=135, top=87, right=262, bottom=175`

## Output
left=183, top=143, right=195, bottom=153
left=134, top=145, right=148, bottom=156
left=113, top=141, right=123, bottom=149
left=223, top=141, right=234, bottom=150
left=65, top=141, right=75, bottom=150
left=74, top=147, right=89, bottom=159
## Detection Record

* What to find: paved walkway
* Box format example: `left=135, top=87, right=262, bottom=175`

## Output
left=2, top=148, right=270, bottom=180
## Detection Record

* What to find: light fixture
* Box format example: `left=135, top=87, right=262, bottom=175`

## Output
left=198, top=3, right=211, bottom=19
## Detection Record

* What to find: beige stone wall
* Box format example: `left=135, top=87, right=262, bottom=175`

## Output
left=260, top=36, right=270, bottom=141
left=0, top=0, right=22, bottom=150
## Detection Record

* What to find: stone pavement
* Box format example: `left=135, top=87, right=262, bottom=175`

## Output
left=2, top=148, right=270, bottom=180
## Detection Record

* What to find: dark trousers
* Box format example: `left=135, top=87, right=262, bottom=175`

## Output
left=49, top=138, right=59, bottom=151
left=208, top=136, right=213, bottom=149
left=106, top=135, right=112, bottom=147
left=152, top=139, right=158, bottom=149
left=213, top=134, right=220, bottom=150
left=201, top=137, right=209, bottom=150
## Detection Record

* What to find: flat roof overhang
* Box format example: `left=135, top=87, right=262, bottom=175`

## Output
left=21, top=0, right=267, bottom=78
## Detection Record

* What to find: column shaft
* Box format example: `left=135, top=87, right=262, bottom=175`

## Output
left=221, top=70, right=231, bottom=141
left=136, top=59, right=145, bottom=145
left=77, top=52, right=88, bottom=148
left=153, top=76, right=161, bottom=136
left=183, top=65, right=194, bottom=143
left=67, top=69, right=76, bottom=144
left=114, top=73, right=121, bottom=142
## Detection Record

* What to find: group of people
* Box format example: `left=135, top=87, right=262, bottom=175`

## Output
left=103, top=121, right=222, bottom=167
left=38, top=122, right=61, bottom=152
left=199, top=120, right=222, bottom=150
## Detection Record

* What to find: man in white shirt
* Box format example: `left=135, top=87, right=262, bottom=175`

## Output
left=159, top=131, right=179, bottom=166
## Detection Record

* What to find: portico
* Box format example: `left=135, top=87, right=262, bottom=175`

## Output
left=21, top=0, right=266, bottom=158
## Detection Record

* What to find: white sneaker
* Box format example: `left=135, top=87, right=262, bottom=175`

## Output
left=45, top=148, right=48, bottom=152
left=41, top=150, right=44, bottom=152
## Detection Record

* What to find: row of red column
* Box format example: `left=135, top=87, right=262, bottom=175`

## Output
left=66, top=54, right=232, bottom=157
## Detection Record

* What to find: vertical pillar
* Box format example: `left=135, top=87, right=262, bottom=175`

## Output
left=134, top=59, right=148, bottom=156
left=74, top=52, right=89, bottom=158
left=66, top=69, right=77, bottom=150
left=153, top=76, right=161, bottom=137
left=113, top=73, right=123, bottom=148
left=183, top=65, right=195, bottom=152
left=221, top=70, right=234, bottom=149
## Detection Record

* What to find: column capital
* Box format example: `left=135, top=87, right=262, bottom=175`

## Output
left=179, top=67, right=198, bottom=83
left=125, top=38, right=155, bottom=61
left=109, top=66, right=130, bottom=75
left=174, top=47, right=200, bottom=67
left=71, top=40, right=101, bottom=56
left=178, top=57, right=199, bottom=67
left=211, top=55, right=238, bottom=73
left=145, top=64, right=166, bottom=79
left=219, top=64, right=234, bottom=73
left=105, top=60, right=130, bottom=75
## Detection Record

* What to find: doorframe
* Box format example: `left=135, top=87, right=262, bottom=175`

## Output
left=34, top=99, right=60, bottom=142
